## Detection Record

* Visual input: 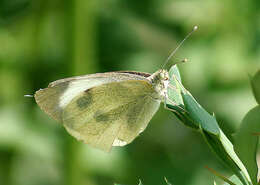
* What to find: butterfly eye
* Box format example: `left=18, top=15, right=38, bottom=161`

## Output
left=164, top=73, right=169, bottom=80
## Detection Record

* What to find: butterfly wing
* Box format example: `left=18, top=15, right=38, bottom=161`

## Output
left=62, top=80, right=160, bottom=152
left=35, top=72, right=149, bottom=122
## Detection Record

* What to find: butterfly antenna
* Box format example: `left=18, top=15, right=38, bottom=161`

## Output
left=161, top=25, right=198, bottom=69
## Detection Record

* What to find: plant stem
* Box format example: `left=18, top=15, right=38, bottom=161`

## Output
left=63, top=0, right=97, bottom=185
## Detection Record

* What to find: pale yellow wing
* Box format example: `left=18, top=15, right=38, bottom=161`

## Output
left=62, top=80, right=161, bottom=152
left=34, top=72, right=148, bottom=122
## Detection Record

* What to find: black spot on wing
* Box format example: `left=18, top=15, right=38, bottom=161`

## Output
left=94, top=104, right=129, bottom=124
left=76, top=91, right=92, bottom=109
left=94, top=110, right=109, bottom=122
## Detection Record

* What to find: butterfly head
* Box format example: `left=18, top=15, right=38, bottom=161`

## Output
left=148, top=69, right=169, bottom=100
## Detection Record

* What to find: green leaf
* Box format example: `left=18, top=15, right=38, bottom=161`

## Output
left=166, top=70, right=199, bottom=129
left=166, top=64, right=252, bottom=185
left=251, top=70, right=260, bottom=104
left=181, top=90, right=220, bottom=135
left=168, top=106, right=199, bottom=129
left=201, top=129, right=249, bottom=185
left=167, top=65, right=184, bottom=107
left=234, top=106, right=260, bottom=185
left=206, top=166, right=237, bottom=185
left=222, top=175, right=244, bottom=185
left=169, top=65, right=181, bottom=82
left=218, top=130, right=251, bottom=185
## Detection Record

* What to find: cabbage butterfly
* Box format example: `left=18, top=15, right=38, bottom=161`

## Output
left=35, top=70, right=169, bottom=151
left=33, top=26, right=197, bottom=152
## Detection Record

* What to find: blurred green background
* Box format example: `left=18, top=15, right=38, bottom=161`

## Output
left=0, top=0, right=260, bottom=185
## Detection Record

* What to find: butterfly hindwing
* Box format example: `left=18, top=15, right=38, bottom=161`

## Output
left=62, top=80, right=160, bottom=152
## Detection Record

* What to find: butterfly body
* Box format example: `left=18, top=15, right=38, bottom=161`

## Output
left=35, top=69, right=170, bottom=151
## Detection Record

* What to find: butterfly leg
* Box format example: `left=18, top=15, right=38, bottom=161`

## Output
left=163, top=95, right=185, bottom=120
left=163, top=95, right=186, bottom=113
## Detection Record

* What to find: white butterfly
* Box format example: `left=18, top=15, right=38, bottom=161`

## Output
left=34, top=70, right=170, bottom=152
left=33, top=26, right=197, bottom=152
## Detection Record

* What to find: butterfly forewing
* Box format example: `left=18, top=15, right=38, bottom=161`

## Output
left=35, top=72, right=149, bottom=122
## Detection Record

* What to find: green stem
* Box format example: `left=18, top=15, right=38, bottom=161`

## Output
left=0, top=149, right=14, bottom=185
left=63, top=0, right=97, bottom=185
left=205, top=166, right=236, bottom=185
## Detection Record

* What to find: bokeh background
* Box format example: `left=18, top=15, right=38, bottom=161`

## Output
left=0, top=0, right=260, bottom=185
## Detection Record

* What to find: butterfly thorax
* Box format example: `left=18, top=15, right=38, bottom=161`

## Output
left=147, top=69, right=169, bottom=101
